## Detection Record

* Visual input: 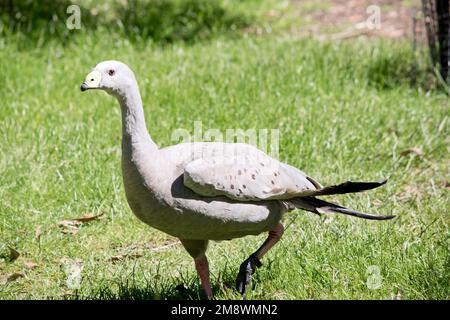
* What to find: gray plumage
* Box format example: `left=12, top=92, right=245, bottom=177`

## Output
left=81, top=60, right=394, bottom=299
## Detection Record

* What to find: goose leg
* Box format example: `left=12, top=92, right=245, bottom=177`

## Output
left=180, top=239, right=212, bottom=299
left=194, top=254, right=213, bottom=299
left=236, top=223, right=284, bottom=299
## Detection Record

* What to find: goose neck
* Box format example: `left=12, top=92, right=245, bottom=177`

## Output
left=117, top=85, right=157, bottom=152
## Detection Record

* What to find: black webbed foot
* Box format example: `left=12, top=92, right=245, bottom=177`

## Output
left=235, top=254, right=262, bottom=299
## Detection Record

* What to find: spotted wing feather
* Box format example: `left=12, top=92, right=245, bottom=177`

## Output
left=183, top=154, right=321, bottom=201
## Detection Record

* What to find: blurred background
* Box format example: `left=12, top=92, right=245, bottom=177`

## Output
left=1, top=0, right=449, bottom=83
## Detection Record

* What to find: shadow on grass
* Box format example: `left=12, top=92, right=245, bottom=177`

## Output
left=75, top=263, right=241, bottom=300
left=355, top=44, right=441, bottom=92
left=0, top=0, right=251, bottom=46
left=118, top=0, right=250, bottom=43
left=0, top=0, right=97, bottom=44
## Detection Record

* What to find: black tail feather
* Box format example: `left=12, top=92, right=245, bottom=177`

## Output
left=291, top=196, right=395, bottom=221
left=312, top=179, right=388, bottom=197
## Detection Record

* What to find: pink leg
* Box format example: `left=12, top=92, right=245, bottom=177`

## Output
left=254, top=223, right=285, bottom=260
left=194, top=255, right=213, bottom=299
left=179, top=239, right=212, bottom=299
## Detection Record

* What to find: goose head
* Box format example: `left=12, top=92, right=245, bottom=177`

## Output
left=80, top=60, right=137, bottom=97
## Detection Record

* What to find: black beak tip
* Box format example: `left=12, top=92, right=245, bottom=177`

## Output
left=80, top=83, right=88, bottom=92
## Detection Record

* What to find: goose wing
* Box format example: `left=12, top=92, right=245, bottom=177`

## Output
left=183, top=152, right=321, bottom=201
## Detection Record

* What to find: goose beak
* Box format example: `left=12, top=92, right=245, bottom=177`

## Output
left=80, top=82, right=89, bottom=92
left=81, top=70, right=102, bottom=92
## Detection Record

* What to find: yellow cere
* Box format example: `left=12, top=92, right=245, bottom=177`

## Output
left=85, top=70, right=101, bottom=88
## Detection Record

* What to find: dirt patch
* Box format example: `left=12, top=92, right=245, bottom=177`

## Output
left=290, top=0, right=427, bottom=41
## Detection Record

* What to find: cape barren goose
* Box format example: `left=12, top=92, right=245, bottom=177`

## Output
left=80, top=60, right=394, bottom=299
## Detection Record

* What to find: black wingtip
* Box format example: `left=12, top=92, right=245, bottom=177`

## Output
left=361, top=179, right=388, bottom=189
left=314, top=179, right=389, bottom=196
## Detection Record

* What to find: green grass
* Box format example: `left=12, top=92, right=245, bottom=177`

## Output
left=0, top=20, right=449, bottom=299
left=0, top=0, right=252, bottom=45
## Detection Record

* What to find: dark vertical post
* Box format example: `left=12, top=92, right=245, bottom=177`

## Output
left=436, top=0, right=449, bottom=83
left=422, top=0, right=439, bottom=68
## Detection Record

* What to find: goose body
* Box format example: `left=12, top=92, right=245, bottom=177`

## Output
left=123, top=141, right=285, bottom=240
left=81, top=60, right=393, bottom=299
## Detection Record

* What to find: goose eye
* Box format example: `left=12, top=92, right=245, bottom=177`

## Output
left=108, top=69, right=115, bottom=76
